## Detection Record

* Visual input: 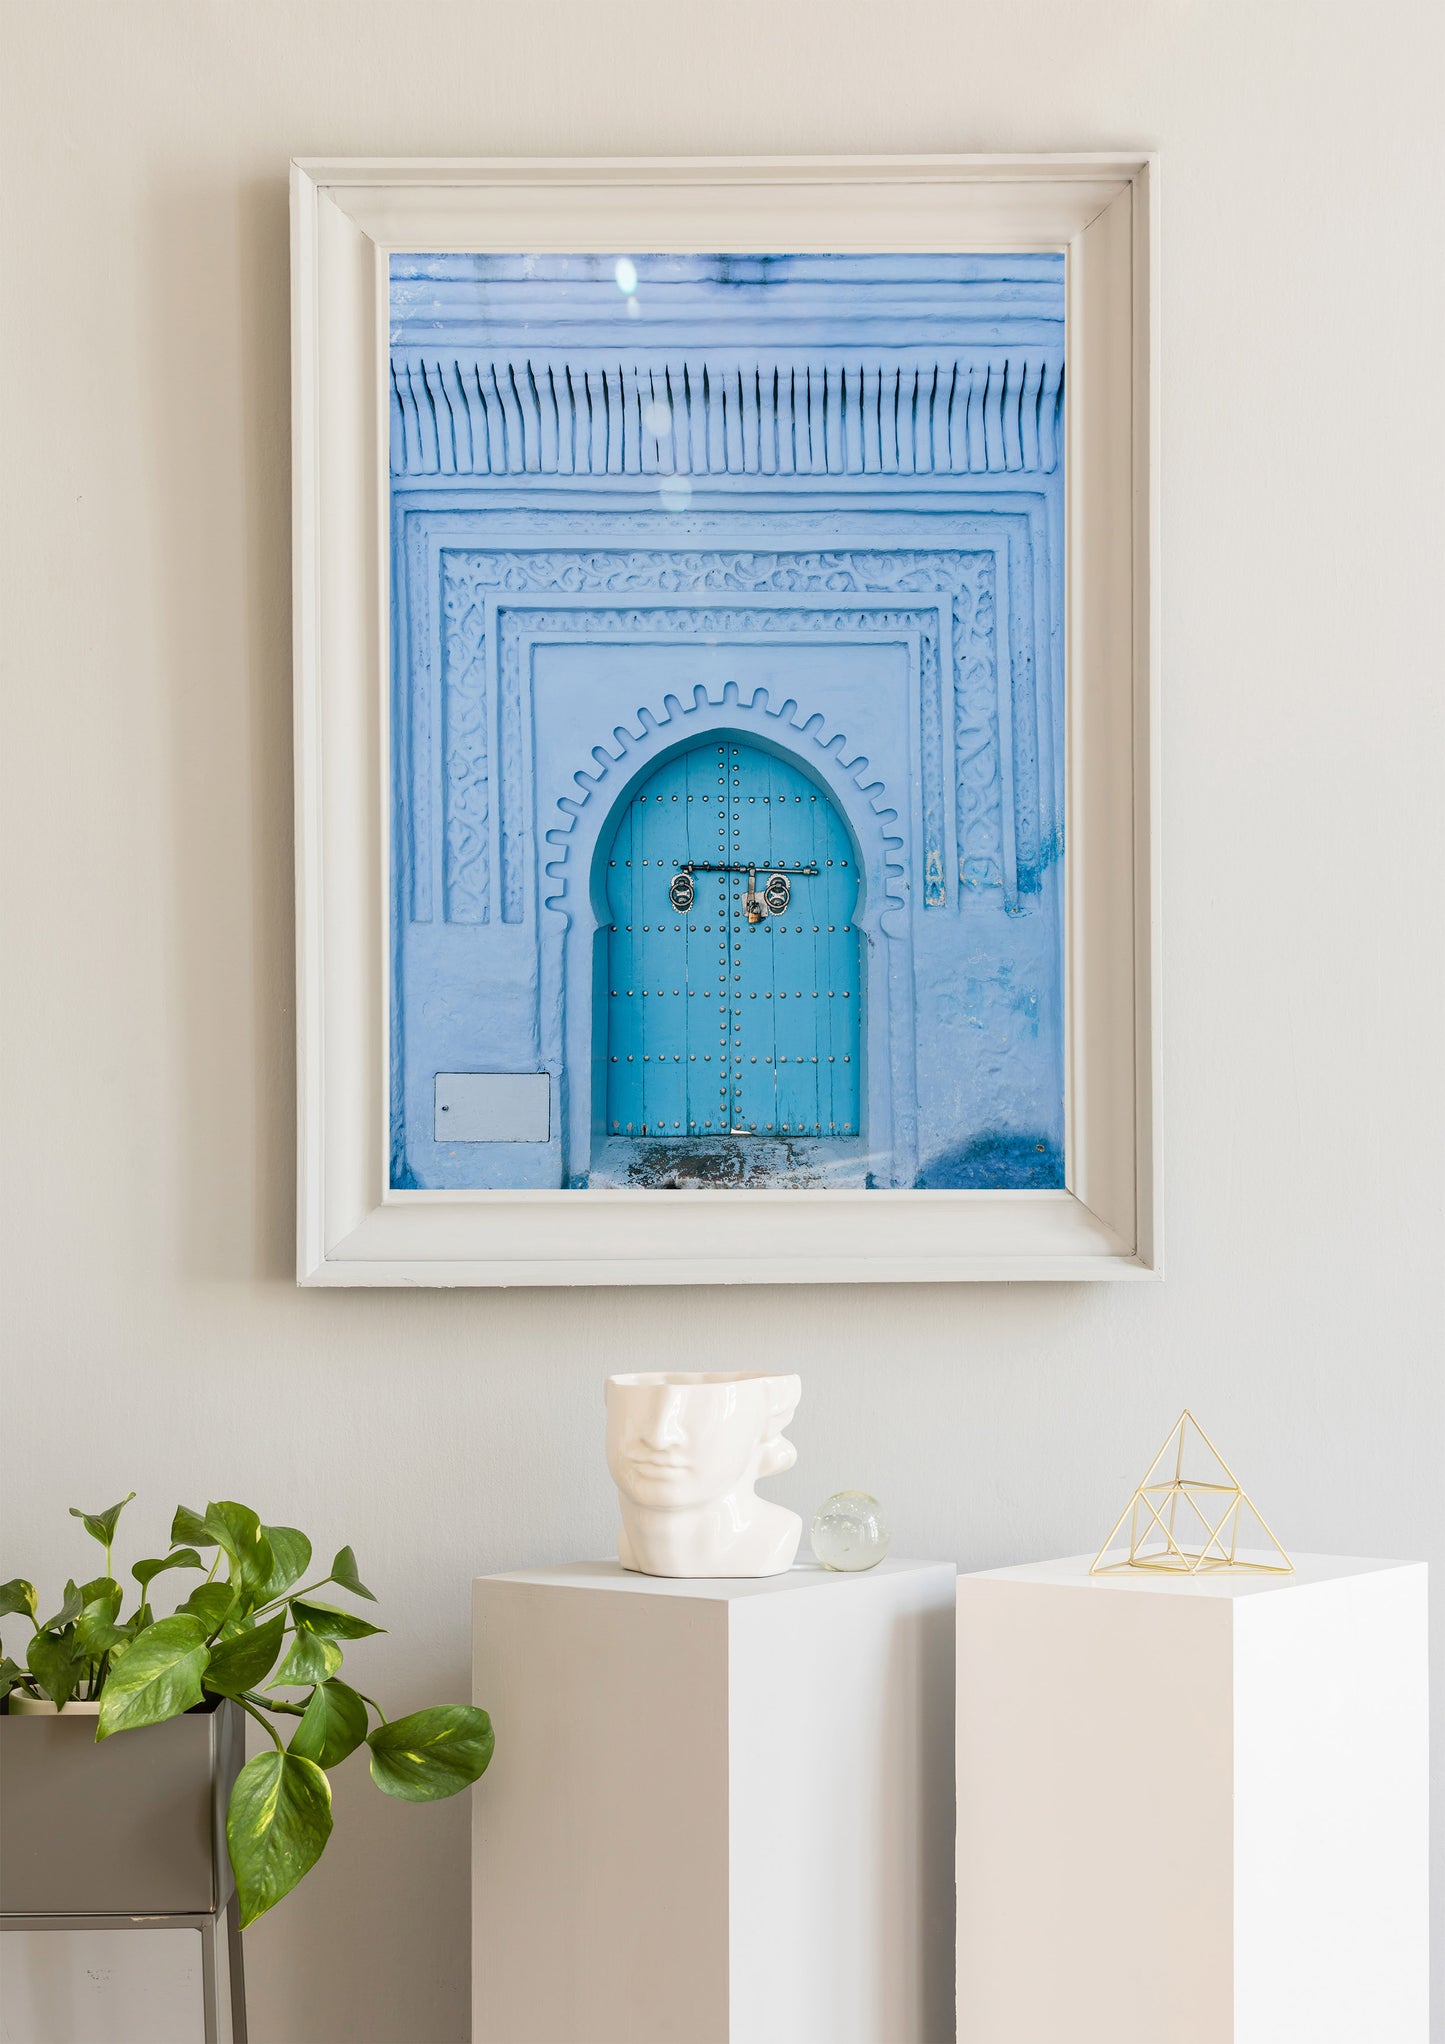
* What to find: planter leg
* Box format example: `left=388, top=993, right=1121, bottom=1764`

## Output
left=226, top=1891, right=249, bottom=2044
left=199, top=1913, right=220, bottom=2044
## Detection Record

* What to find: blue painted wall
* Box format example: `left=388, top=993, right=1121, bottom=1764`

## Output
left=389, top=254, right=1065, bottom=1190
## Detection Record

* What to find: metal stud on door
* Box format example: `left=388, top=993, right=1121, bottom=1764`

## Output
left=604, top=740, right=861, bottom=1141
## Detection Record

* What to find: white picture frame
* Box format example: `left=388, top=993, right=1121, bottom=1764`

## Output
left=292, top=153, right=1159, bottom=1286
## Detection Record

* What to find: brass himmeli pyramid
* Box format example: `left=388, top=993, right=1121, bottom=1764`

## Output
left=1091, top=1411, right=1292, bottom=1576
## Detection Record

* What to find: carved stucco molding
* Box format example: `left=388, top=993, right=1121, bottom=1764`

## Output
left=440, top=569, right=490, bottom=923
left=541, top=679, right=908, bottom=914
left=499, top=601, right=944, bottom=926
left=436, top=546, right=1010, bottom=927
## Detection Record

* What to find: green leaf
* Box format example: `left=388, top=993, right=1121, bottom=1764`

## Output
left=291, top=1597, right=385, bottom=1642
left=258, top=1527, right=312, bottom=1603
left=105, top=1601, right=152, bottom=1666
left=74, top=1588, right=129, bottom=1658
left=74, top=1616, right=129, bottom=1659
left=288, top=1677, right=370, bottom=1769
left=203, top=1612, right=287, bottom=1696
left=68, top=1493, right=136, bottom=1550
left=204, top=1502, right=274, bottom=1606
left=26, top=1630, right=86, bottom=1707
left=171, top=1505, right=216, bottom=1547
left=226, top=1749, right=333, bottom=1927
left=133, top=1549, right=204, bottom=1591
left=0, top=1655, right=34, bottom=1699
left=37, top=1581, right=84, bottom=1633
left=203, top=1500, right=261, bottom=1560
left=269, top=1631, right=343, bottom=1689
left=328, top=1546, right=377, bottom=1602
left=97, top=1615, right=209, bottom=1737
left=366, top=1705, right=495, bottom=1803
left=0, top=1579, right=38, bottom=1621
left=179, top=1582, right=238, bottom=1635
left=79, top=1580, right=122, bottom=1622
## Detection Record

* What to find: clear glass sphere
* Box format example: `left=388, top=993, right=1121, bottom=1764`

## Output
left=811, top=1491, right=893, bottom=1571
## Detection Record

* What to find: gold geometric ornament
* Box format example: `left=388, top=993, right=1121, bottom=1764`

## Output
left=1091, top=1410, right=1292, bottom=1576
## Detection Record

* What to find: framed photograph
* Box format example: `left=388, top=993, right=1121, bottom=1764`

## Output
left=292, top=153, right=1158, bottom=1285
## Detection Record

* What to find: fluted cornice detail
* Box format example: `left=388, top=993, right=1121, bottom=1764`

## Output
left=390, top=349, right=1062, bottom=479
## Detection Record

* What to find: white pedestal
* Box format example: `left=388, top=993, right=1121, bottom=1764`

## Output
left=956, top=1553, right=1428, bottom=2044
left=472, top=1559, right=955, bottom=2044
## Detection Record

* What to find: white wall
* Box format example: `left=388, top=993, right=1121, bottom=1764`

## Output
left=2, top=4, right=1440, bottom=2040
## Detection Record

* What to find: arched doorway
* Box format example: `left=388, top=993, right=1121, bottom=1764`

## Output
left=601, top=737, right=862, bottom=1141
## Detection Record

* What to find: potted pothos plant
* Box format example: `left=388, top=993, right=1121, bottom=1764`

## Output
left=0, top=1495, right=493, bottom=1926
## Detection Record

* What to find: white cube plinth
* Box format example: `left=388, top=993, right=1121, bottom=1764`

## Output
left=473, top=1559, right=955, bottom=2044
left=956, top=1553, right=1428, bottom=2044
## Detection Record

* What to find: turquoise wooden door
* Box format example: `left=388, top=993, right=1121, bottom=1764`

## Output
left=604, top=739, right=861, bottom=1139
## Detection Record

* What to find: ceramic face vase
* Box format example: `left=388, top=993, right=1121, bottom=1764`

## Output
left=604, top=1372, right=803, bottom=1578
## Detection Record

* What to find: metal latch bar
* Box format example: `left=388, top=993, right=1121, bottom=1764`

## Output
left=678, top=861, right=820, bottom=875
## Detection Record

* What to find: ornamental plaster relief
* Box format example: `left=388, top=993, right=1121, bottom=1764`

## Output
left=430, top=541, right=1030, bottom=922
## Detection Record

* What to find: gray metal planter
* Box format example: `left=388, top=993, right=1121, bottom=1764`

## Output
left=0, top=1696, right=248, bottom=2043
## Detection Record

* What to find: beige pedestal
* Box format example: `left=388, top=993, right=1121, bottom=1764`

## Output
left=473, top=1559, right=955, bottom=2044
